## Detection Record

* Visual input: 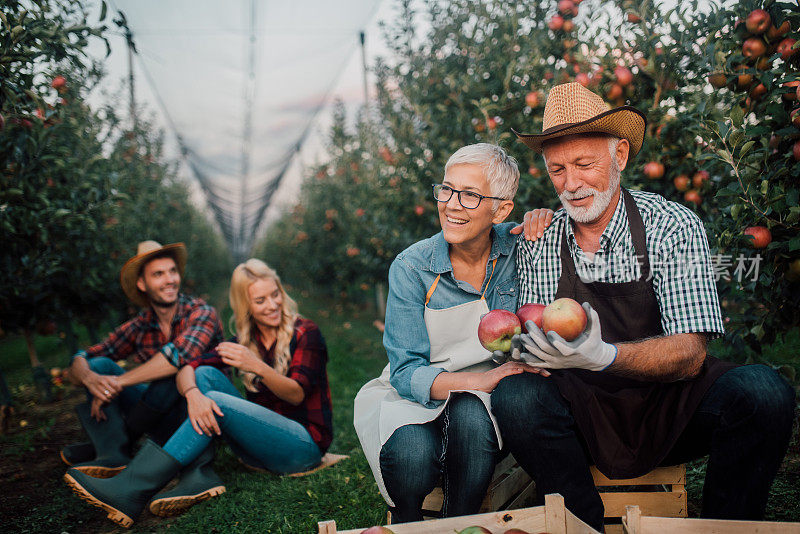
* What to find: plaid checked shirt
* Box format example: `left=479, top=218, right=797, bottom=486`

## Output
left=190, top=317, right=333, bottom=453
left=74, top=293, right=224, bottom=367
left=518, top=190, right=725, bottom=338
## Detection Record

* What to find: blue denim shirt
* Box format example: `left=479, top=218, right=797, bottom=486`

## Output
left=383, top=222, right=519, bottom=408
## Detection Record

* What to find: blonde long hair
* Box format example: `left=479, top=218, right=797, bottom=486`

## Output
left=229, top=259, right=299, bottom=391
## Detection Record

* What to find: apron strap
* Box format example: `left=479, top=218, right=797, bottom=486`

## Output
left=425, top=275, right=441, bottom=306
left=480, top=258, right=498, bottom=301
left=620, top=188, right=651, bottom=282
left=425, top=257, right=498, bottom=306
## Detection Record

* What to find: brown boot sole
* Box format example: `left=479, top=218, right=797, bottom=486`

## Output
left=148, top=486, right=226, bottom=517
left=60, top=450, right=73, bottom=467
left=72, top=464, right=126, bottom=478
left=63, top=472, right=134, bottom=528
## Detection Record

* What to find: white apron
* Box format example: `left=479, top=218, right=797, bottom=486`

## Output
left=353, top=260, right=503, bottom=506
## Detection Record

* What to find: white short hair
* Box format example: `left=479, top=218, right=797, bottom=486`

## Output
left=444, top=143, right=520, bottom=201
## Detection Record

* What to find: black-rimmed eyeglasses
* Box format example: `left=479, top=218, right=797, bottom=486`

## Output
left=432, top=184, right=506, bottom=209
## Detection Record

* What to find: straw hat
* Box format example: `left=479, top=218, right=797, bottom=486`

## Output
left=512, top=82, right=647, bottom=157
left=120, top=241, right=187, bottom=308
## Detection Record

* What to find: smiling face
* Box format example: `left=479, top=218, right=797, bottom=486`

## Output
left=136, top=256, right=181, bottom=308
left=247, top=277, right=284, bottom=329
left=438, top=163, right=514, bottom=247
left=543, top=134, right=629, bottom=223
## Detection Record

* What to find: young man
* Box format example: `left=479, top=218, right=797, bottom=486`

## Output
left=492, top=83, right=795, bottom=531
left=64, top=241, right=226, bottom=512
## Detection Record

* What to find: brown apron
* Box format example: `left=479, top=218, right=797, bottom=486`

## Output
left=551, top=188, right=736, bottom=479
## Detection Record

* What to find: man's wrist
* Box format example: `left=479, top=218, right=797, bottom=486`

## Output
left=598, top=343, right=618, bottom=371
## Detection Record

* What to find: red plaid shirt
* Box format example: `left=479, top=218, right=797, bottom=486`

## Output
left=190, top=317, right=333, bottom=453
left=74, top=294, right=223, bottom=368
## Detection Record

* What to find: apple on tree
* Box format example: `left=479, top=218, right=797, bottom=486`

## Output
left=478, top=309, right=521, bottom=352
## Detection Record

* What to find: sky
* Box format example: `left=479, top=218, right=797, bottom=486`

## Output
left=85, top=0, right=396, bottom=257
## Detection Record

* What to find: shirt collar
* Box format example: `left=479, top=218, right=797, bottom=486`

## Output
left=564, top=192, right=627, bottom=252
left=429, top=224, right=516, bottom=274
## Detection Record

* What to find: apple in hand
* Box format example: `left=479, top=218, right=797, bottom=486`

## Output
left=542, top=298, right=587, bottom=341
left=478, top=309, right=521, bottom=352
left=517, top=303, right=545, bottom=332
left=360, top=527, right=394, bottom=534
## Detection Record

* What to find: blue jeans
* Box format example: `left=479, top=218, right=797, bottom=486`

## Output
left=379, top=393, right=499, bottom=523
left=163, top=366, right=322, bottom=473
left=491, top=365, right=796, bottom=531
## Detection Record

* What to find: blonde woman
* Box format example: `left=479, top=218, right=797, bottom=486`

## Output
left=64, top=259, right=333, bottom=527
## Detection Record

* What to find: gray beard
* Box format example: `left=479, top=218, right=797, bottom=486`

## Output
left=559, top=161, right=622, bottom=223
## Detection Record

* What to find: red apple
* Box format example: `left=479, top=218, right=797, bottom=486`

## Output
left=746, top=9, right=771, bottom=35
left=793, top=140, right=800, bottom=161
left=607, top=83, right=623, bottom=100
left=542, top=298, right=587, bottom=342
left=708, top=73, right=727, bottom=88
left=575, top=72, right=590, bottom=86
left=478, top=309, right=522, bottom=352
left=744, top=226, right=772, bottom=248
left=614, top=65, right=634, bottom=86
left=557, top=0, right=574, bottom=16
left=767, top=20, right=791, bottom=40
left=51, top=75, right=67, bottom=92
left=674, top=174, right=690, bottom=191
left=517, top=303, right=546, bottom=332
left=487, top=116, right=499, bottom=130
left=548, top=15, right=564, bottom=31
left=627, top=13, right=641, bottom=23
left=777, top=38, right=797, bottom=61
left=355, top=208, right=366, bottom=217
left=790, top=109, right=800, bottom=128
left=782, top=81, right=799, bottom=101
left=360, top=527, right=394, bottom=534
left=457, top=527, right=492, bottom=534
left=749, top=83, right=767, bottom=100
left=525, top=91, right=541, bottom=107
left=692, top=170, right=710, bottom=188
left=643, top=161, right=665, bottom=179
left=562, top=19, right=575, bottom=33
left=684, top=190, right=702, bottom=206
left=742, top=37, right=767, bottom=59
left=414, top=204, right=425, bottom=216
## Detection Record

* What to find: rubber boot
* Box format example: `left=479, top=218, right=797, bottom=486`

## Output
left=149, top=443, right=226, bottom=517
left=125, top=399, right=165, bottom=444
left=72, top=401, right=131, bottom=478
left=64, top=439, right=182, bottom=528
left=60, top=441, right=96, bottom=466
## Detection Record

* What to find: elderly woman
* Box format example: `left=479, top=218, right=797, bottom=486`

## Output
left=354, top=143, right=550, bottom=522
left=63, top=259, right=332, bottom=527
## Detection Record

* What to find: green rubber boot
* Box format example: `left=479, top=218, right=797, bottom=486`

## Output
left=149, top=443, right=226, bottom=517
left=60, top=440, right=96, bottom=466
left=72, top=401, right=131, bottom=478
left=64, top=439, right=181, bottom=528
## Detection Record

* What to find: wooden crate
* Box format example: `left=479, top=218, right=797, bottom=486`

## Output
left=592, top=464, right=687, bottom=520
left=418, top=454, right=535, bottom=519
left=318, top=493, right=600, bottom=534
left=622, top=504, right=800, bottom=533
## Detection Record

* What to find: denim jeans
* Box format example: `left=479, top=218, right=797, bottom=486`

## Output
left=379, top=393, right=499, bottom=523
left=163, top=366, right=322, bottom=473
left=491, top=365, right=796, bottom=531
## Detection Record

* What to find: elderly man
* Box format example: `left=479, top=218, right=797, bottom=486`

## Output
left=63, top=241, right=225, bottom=510
left=491, top=83, right=795, bottom=530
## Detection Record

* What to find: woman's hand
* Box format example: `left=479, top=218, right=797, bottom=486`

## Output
left=472, top=361, right=550, bottom=393
left=510, top=208, right=554, bottom=241
left=216, top=342, right=264, bottom=375
left=186, top=390, right=224, bottom=436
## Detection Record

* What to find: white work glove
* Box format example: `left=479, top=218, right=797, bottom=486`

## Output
left=519, top=302, right=617, bottom=372
left=491, top=334, right=523, bottom=365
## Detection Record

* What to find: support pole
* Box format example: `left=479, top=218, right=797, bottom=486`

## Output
left=360, top=31, right=368, bottom=106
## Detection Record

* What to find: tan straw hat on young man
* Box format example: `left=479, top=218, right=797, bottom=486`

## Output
left=512, top=82, right=647, bottom=156
left=120, top=241, right=187, bottom=308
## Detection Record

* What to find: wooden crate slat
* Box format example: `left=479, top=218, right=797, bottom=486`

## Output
left=505, top=480, right=537, bottom=510
left=623, top=515, right=800, bottom=534
left=486, top=464, right=533, bottom=510
left=331, top=505, right=552, bottom=534
left=591, top=465, right=685, bottom=486
left=601, top=491, right=687, bottom=518
left=421, top=486, right=443, bottom=513
left=545, top=493, right=568, bottom=534
left=493, top=453, right=518, bottom=477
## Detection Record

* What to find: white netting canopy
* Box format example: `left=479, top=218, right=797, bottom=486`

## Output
left=104, top=0, right=382, bottom=261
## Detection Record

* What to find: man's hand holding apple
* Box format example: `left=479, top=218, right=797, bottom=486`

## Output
left=520, top=302, right=617, bottom=372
